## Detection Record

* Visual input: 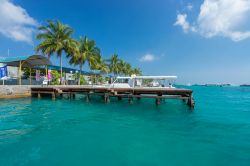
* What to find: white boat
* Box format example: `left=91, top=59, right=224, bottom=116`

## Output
left=110, top=75, right=177, bottom=89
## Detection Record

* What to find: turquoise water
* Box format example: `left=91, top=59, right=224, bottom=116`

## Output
left=0, top=86, right=250, bottom=166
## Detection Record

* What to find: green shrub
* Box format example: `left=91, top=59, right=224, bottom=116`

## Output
left=51, top=70, right=60, bottom=85
left=80, top=75, right=87, bottom=85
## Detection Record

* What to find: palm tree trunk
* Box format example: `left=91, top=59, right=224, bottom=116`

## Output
left=46, top=56, right=50, bottom=84
left=78, top=63, right=82, bottom=85
left=60, top=54, right=63, bottom=85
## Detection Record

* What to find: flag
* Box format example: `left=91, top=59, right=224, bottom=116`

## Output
left=36, top=70, right=40, bottom=81
left=0, top=66, right=7, bottom=78
left=48, top=70, right=52, bottom=81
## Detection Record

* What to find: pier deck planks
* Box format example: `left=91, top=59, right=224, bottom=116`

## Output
left=31, top=86, right=194, bottom=108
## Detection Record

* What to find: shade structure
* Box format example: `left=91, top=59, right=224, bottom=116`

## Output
left=0, top=55, right=52, bottom=67
left=38, top=65, right=100, bottom=76
left=0, top=55, right=52, bottom=85
left=116, top=76, right=177, bottom=80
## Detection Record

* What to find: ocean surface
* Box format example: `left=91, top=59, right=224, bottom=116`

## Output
left=0, top=86, right=250, bottom=166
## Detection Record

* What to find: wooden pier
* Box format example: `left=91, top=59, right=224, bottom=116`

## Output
left=31, top=86, right=195, bottom=108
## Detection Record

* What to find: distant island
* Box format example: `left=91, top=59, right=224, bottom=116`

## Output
left=240, top=84, right=250, bottom=87
left=192, top=84, right=231, bottom=87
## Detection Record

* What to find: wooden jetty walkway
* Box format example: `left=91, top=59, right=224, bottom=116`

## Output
left=31, top=86, right=195, bottom=108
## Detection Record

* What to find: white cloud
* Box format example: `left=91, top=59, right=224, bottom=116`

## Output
left=174, top=0, right=250, bottom=42
left=0, top=0, right=38, bottom=43
left=140, top=54, right=156, bottom=62
left=174, top=14, right=190, bottom=33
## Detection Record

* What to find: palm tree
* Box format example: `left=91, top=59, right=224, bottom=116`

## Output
left=97, top=59, right=109, bottom=74
left=124, top=62, right=132, bottom=76
left=107, top=54, right=121, bottom=76
left=36, top=20, right=77, bottom=84
left=67, top=36, right=101, bottom=85
left=131, top=67, right=142, bottom=76
left=117, top=60, right=130, bottom=76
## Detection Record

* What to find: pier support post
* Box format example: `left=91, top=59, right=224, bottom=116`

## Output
left=117, top=96, right=122, bottom=101
left=70, top=92, right=73, bottom=100
left=181, top=96, right=187, bottom=103
left=155, top=98, right=161, bottom=106
left=128, top=96, right=133, bottom=104
left=72, top=93, right=76, bottom=99
left=52, top=93, right=56, bottom=100
left=38, top=93, right=41, bottom=98
left=101, top=95, right=105, bottom=100
left=85, top=93, right=90, bottom=103
left=104, top=93, right=110, bottom=103
left=155, top=94, right=162, bottom=106
left=187, top=96, right=195, bottom=108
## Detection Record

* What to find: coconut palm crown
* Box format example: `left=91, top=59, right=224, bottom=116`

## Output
left=107, top=54, right=122, bottom=76
left=36, top=20, right=77, bottom=84
left=67, top=36, right=101, bottom=85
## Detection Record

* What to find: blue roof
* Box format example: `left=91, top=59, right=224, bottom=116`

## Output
left=36, top=65, right=99, bottom=75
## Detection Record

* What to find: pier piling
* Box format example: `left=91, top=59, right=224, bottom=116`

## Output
left=155, top=98, right=161, bottom=106
left=187, top=96, right=195, bottom=108
left=117, top=96, right=122, bottom=101
left=52, top=93, right=56, bottom=100
left=85, top=93, right=90, bottom=103
left=104, top=93, right=110, bottom=103
left=128, top=96, right=133, bottom=104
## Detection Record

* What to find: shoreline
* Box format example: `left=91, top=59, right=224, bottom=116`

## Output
left=0, top=93, right=31, bottom=99
left=0, top=85, right=33, bottom=99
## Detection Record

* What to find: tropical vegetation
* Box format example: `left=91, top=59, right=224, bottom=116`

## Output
left=67, top=36, right=101, bottom=85
left=36, top=20, right=142, bottom=85
left=36, top=20, right=77, bottom=84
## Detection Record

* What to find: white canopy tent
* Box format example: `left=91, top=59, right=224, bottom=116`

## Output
left=111, top=76, right=178, bottom=88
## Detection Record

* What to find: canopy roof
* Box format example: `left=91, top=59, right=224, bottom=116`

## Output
left=48, top=65, right=99, bottom=75
left=0, top=55, right=52, bottom=67
left=134, top=76, right=177, bottom=80
left=117, top=76, right=177, bottom=80
left=0, top=55, right=99, bottom=75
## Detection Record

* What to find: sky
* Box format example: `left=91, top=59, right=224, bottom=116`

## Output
left=0, top=0, right=250, bottom=85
